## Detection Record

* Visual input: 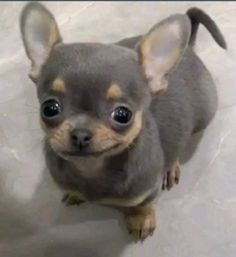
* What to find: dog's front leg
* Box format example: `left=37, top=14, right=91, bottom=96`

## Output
left=62, top=191, right=86, bottom=206
left=124, top=204, right=156, bottom=241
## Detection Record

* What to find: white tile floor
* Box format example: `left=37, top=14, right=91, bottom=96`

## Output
left=0, top=2, right=236, bottom=257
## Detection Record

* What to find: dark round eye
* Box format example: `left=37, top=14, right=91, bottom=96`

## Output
left=41, top=99, right=62, bottom=118
left=111, top=106, right=132, bottom=125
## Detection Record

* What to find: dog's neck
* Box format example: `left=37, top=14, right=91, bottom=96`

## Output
left=70, top=155, right=105, bottom=179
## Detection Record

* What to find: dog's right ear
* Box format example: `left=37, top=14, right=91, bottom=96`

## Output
left=20, top=2, right=62, bottom=83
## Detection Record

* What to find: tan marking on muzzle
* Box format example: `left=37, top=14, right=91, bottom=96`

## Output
left=121, top=111, right=142, bottom=147
left=93, top=111, right=143, bottom=156
left=47, top=120, right=72, bottom=152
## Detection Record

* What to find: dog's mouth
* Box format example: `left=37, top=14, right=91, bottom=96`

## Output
left=62, top=143, right=122, bottom=158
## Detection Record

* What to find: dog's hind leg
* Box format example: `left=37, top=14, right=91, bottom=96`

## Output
left=162, top=159, right=181, bottom=190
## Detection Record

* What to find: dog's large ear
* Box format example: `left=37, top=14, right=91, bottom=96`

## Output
left=20, top=2, right=62, bottom=83
left=136, top=14, right=191, bottom=94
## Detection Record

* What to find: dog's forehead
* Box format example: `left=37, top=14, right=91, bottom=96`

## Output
left=39, top=43, right=144, bottom=97
left=45, top=43, right=138, bottom=77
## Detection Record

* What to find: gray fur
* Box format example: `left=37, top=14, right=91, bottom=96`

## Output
left=152, top=47, right=218, bottom=170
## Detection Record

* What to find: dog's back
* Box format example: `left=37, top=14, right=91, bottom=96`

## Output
left=117, top=8, right=226, bottom=169
left=153, top=47, right=218, bottom=169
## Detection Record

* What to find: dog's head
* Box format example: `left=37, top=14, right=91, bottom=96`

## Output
left=20, top=2, right=190, bottom=159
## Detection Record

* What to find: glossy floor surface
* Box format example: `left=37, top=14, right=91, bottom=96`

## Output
left=0, top=2, right=235, bottom=257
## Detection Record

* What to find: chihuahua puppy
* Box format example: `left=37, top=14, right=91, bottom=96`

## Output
left=20, top=3, right=226, bottom=240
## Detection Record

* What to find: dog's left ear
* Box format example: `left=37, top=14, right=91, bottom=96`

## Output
left=20, top=2, right=62, bottom=83
left=136, top=14, right=191, bottom=94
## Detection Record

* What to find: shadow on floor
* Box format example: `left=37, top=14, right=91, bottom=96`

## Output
left=0, top=165, right=133, bottom=257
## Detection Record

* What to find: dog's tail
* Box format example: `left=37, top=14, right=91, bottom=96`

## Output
left=187, top=7, right=227, bottom=49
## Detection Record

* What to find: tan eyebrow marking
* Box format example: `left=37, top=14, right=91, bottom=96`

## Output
left=106, top=83, right=122, bottom=100
left=51, top=78, right=66, bottom=93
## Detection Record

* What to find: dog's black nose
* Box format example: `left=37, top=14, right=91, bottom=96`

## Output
left=71, top=129, right=93, bottom=150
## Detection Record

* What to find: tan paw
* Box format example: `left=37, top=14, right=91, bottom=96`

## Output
left=162, top=160, right=181, bottom=190
left=62, top=192, right=85, bottom=206
left=125, top=205, right=156, bottom=241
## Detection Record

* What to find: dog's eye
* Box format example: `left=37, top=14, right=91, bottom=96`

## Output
left=41, top=99, right=62, bottom=118
left=111, top=106, right=132, bottom=125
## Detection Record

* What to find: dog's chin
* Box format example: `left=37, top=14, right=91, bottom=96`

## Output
left=59, top=143, right=123, bottom=159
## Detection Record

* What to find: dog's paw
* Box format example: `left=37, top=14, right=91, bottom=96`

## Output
left=125, top=205, right=156, bottom=241
left=162, top=160, right=181, bottom=190
left=62, top=193, right=85, bottom=206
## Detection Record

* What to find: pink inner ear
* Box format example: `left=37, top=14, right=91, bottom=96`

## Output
left=144, top=56, right=161, bottom=82
left=144, top=60, right=157, bottom=81
left=145, top=68, right=155, bottom=81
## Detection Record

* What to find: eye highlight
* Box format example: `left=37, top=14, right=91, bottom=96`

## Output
left=111, top=106, right=132, bottom=125
left=41, top=99, right=62, bottom=118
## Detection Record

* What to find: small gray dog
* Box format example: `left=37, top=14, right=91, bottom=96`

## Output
left=20, top=3, right=226, bottom=241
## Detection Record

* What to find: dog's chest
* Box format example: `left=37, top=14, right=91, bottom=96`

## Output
left=49, top=154, right=154, bottom=206
left=71, top=157, right=105, bottom=179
